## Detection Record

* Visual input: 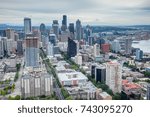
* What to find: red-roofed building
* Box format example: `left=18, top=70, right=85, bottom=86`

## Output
left=122, top=80, right=142, bottom=99
left=101, top=44, right=110, bottom=53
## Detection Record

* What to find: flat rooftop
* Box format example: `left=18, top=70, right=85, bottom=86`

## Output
left=58, top=71, right=88, bottom=82
left=99, top=92, right=111, bottom=98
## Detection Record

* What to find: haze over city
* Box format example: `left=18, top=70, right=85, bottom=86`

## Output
left=0, top=0, right=150, bottom=25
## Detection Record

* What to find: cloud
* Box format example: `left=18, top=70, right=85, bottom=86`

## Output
left=0, top=0, right=150, bottom=25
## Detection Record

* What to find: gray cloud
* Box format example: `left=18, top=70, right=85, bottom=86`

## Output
left=0, top=0, right=150, bottom=25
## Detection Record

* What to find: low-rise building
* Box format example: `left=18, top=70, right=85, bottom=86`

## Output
left=96, top=91, right=112, bottom=100
left=58, top=71, right=88, bottom=86
left=5, top=58, right=17, bottom=72
left=66, top=81, right=98, bottom=100
left=122, top=80, right=142, bottom=100
left=0, top=62, right=6, bottom=74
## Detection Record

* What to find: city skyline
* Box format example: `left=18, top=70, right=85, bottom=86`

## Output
left=0, top=0, right=150, bottom=26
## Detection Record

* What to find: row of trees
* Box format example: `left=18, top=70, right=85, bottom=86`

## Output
left=8, top=95, right=21, bottom=100
left=14, top=63, right=21, bottom=82
left=22, top=93, right=58, bottom=100
left=0, top=84, right=15, bottom=96
left=61, top=88, right=73, bottom=100
left=143, top=71, right=150, bottom=78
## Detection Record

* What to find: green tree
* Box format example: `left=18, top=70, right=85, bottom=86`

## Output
left=14, top=95, right=21, bottom=100
left=16, top=63, right=21, bottom=71
left=8, top=96, right=13, bottom=100
left=106, top=89, right=113, bottom=96
left=11, top=84, right=15, bottom=92
left=113, top=93, right=121, bottom=100
left=61, top=88, right=69, bottom=98
left=1, top=90, right=7, bottom=96
left=66, top=96, right=73, bottom=100
left=14, top=72, right=19, bottom=82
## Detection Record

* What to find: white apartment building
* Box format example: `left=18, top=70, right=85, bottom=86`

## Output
left=105, top=61, right=122, bottom=93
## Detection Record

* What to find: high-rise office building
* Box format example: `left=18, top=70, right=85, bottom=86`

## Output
left=61, top=15, right=67, bottom=31
left=52, top=20, right=59, bottom=38
left=69, top=23, right=75, bottom=34
left=41, top=35, right=48, bottom=48
left=25, top=37, right=39, bottom=67
left=53, top=46, right=60, bottom=55
left=46, top=42, right=54, bottom=57
left=0, top=37, right=4, bottom=58
left=0, top=30, right=6, bottom=37
left=69, top=23, right=75, bottom=39
left=60, top=31, right=70, bottom=42
left=88, top=36, right=94, bottom=46
left=112, top=40, right=121, bottom=53
left=95, top=66, right=106, bottom=83
left=17, top=40, right=23, bottom=56
left=1, top=37, right=7, bottom=55
left=124, top=38, right=132, bottom=55
left=40, top=23, right=46, bottom=35
left=93, top=43, right=100, bottom=57
left=76, top=19, right=82, bottom=40
left=91, top=64, right=97, bottom=78
left=62, top=15, right=67, bottom=26
left=67, top=38, right=78, bottom=58
left=6, top=39, right=16, bottom=55
left=5, top=28, right=15, bottom=40
left=85, top=25, right=92, bottom=42
left=14, top=33, right=19, bottom=41
left=106, top=61, right=122, bottom=93
left=147, top=85, right=150, bottom=100
left=49, top=34, right=57, bottom=46
left=24, top=17, right=32, bottom=34
left=136, top=49, right=143, bottom=60
left=81, top=27, right=84, bottom=39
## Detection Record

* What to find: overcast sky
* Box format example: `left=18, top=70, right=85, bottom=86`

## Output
left=0, top=0, right=150, bottom=26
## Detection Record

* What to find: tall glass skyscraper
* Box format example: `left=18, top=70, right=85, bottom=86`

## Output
left=25, top=37, right=39, bottom=67
left=40, top=23, right=46, bottom=35
left=52, top=20, right=59, bottom=38
left=76, top=19, right=82, bottom=40
left=24, top=17, right=32, bottom=34
left=61, top=15, right=67, bottom=31
left=67, top=38, right=77, bottom=58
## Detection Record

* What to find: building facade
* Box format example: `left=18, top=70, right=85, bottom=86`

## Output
left=95, top=66, right=106, bottom=83
left=46, top=42, right=54, bottom=57
left=21, top=72, right=53, bottom=98
left=67, top=38, right=78, bottom=58
left=136, top=49, right=143, bottom=60
left=147, top=85, right=150, bottom=100
left=106, top=61, right=122, bottom=93
left=52, top=20, right=59, bottom=38
left=76, top=19, right=82, bottom=40
left=24, top=17, right=32, bottom=34
left=25, top=37, right=39, bottom=67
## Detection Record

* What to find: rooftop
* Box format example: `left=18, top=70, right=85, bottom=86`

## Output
left=58, top=71, right=88, bottom=82
left=99, top=92, right=111, bottom=98
left=122, top=80, right=141, bottom=90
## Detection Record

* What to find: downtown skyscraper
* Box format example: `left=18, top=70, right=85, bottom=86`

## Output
left=76, top=19, right=82, bottom=40
left=52, top=20, right=59, bottom=38
left=25, top=37, right=39, bottom=67
left=61, top=15, right=67, bottom=31
left=24, top=17, right=32, bottom=34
